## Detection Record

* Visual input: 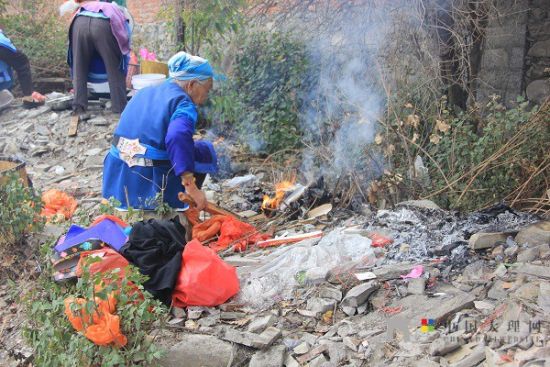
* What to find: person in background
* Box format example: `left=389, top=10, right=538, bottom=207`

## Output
left=0, top=30, right=45, bottom=108
left=102, top=51, right=217, bottom=212
left=65, top=0, right=131, bottom=114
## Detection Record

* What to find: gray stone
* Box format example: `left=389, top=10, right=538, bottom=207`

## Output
left=538, top=281, right=550, bottom=313
left=89, top=116, right=109, bottom=126
left=187, top=306, right=205, bottom=320
left=284, top=354, right=301, bottom=367
left=515, top=222, right=550, bottom=246
left=372, top=263, right=417, bottom=280
left=481, top=48, right=509, bottom=68
left=84, top=154, right=104, bottom=167
left=431, top=292, right=475, bottom=326
left=222, top=327, right=281, bottom=349
left=469, top=232, right=508, bottom=250
left=407, top=278, right=426, bottom=295
left=308, top=354, right=328, bottom=367
left=249, top=345, right=285, bottom=367
left=327, top=343, right=347, bottom=365
left=85, top=147, right=102, bottom=156
left=528, top=40, right=550, bottom=58
left=488, top=280, right=509, bottom=300
left=342, top=281, right=379, bottom=308
left=305, top=267, right=329, bottom=285
left=356, top=303, right=368, bottom=314
left=293, top=342, right=310, bottom=355
left=397, top=200, right=440, bottom=210
left=512, top=264, right=550, bottom=279
left=307, top=298, right=336, bottom=314
left=526, top=79, right=550, bottom=104
left=248, top=314, right=277, bottom=333
left=449, top=344, right=485, bottom=367
left=429, top=338, right=462, bottom=356
left=343, top=336, right=361, bottom=352
left=161, top=334, right=234, bottom=367
left=318, top=286, right=343, bottom=301
left=517, top=247, right=539, bottom=263
left=462, top=260, right=491, bottom=284
left=172, top=307, right=186, bottom=319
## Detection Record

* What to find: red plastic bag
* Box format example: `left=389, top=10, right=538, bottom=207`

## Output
left=76, top=248, right=130, bottom=278
left=172, top=240, right=240, bottom=307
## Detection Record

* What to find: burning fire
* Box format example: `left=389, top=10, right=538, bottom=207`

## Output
left=262, top=180, right=296, bottom=210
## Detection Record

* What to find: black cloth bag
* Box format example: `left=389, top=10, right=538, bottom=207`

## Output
left=120, top=216, right=186, bottom=305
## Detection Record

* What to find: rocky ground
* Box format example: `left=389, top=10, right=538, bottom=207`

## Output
left=0, top=99, right=549, bottom=366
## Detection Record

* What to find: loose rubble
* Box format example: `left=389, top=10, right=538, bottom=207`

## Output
left=1, top=98, right=549, bottom=367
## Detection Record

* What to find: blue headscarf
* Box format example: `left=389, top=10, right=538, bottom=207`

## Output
left=168, top=51, right=213, bottom=81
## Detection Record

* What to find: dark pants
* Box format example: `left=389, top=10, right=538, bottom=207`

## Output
left=0, top=47, right=33, bottom=96
left=71, top=16, right=127, bottom=113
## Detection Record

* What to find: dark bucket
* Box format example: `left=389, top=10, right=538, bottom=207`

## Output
left=0, top=156, right=29, bottom=187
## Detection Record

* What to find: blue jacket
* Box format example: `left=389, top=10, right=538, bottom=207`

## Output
left=102, top=82, right=217, bottom=210
left=0, top=31, right=16, bottom=90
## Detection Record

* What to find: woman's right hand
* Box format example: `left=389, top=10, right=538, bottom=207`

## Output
left=181, top=173, right=207, bottom=211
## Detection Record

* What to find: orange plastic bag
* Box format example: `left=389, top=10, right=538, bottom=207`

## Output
left=172, top=239, right=239, bottom=307
left=64, top=292, right=127, bottom=347
left=40, top=189, right=78, bottom=220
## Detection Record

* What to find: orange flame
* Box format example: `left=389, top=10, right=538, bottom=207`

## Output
left=262, top=180, right=296, bottom=210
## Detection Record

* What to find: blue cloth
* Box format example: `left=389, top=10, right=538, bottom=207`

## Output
left=0, top=31, right=16, bottom=90
left=77, top=10, right=110, bottom=19
left=0, top=31, right=16, bottom=52
left=102, top=82, right=218, bottom=210
left=0, top=61, right=13, bottom=90
left=168, top=51, right=213, bottom=81
left=54, top=219, right=128, bottom=253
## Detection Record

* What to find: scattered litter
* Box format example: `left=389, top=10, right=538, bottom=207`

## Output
left=400, top=265, right=424, bottom=279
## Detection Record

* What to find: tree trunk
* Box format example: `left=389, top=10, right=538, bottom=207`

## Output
left=175, top=0, right=185, bottom=51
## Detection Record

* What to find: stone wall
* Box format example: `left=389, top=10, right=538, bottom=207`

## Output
left=477, top=0, right=550, bottom=106
left=132, top=21, right=177, bottom=62
left=525, top=0, right=550, bottom=104
left=477, top=0, right=529, bottom=106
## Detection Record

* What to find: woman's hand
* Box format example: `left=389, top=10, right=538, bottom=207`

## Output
left=181, top=173, right=207, bottom=211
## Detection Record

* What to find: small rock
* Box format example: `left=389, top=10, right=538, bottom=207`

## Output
left=293, top=342, right=310, bottom=355
left=343, top=336, right=361, bottom=352
left=248, top=314, right=277, bottom=333
left=515, top=221, right=550, bottom=247
left=307, top=298, right=336, bottom=315
left=284, top=354, right=301, bottom=367
left=488, top=280, right=509, bottom=300
left=538, top=282, right=550, bottom=313
left=504, top=244, right=519, bottom=257
left=89, top=116, right=109, bottom=126
left=305, top=267, right=329, bottom=285
left=187, top=306, right=205, bottom=320
left=85, top=147, right=102, bottom=156
left=161, top=334, right=234, bottom=367
left=429, top=338, right=462, bottom=356
left=512, top=264, right=550, bottom=279
left=249, top=345, right=285, bottom=367
left=517, top=247, right=539, bottom=263
left=308, top=354, right=328, bottom=367
left=318, top=286, right=343, bottom=301
left=342, top=281, right=379, bottom=308
left=85, top=154, right=105, bottom=166
left=172, top=307, right=186, bottom=319
left=469, top=232, right=507, bottom=250
left=407, top=278, right=426, bottom=295
left=356, top=303, right=368, bottom=314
